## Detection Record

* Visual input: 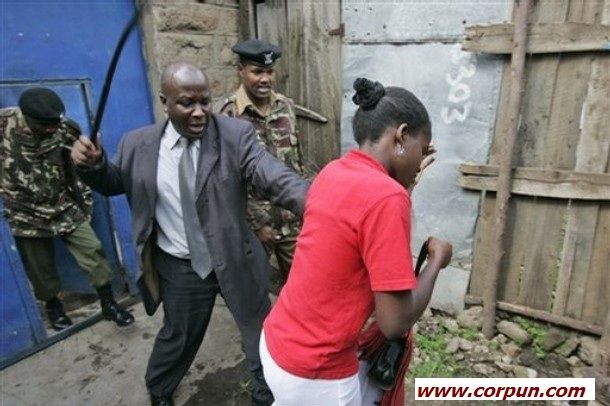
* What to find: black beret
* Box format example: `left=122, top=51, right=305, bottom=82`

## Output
left=18, top=87, right=65, bottom=122
left=232, top=39, right=282, bottom=67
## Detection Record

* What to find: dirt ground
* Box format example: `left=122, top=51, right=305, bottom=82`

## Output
left=186, top=305, right=601, bottom=406
left=183, top=360, right=251, bottom=406
left=3, top=297, right=602, bottom=406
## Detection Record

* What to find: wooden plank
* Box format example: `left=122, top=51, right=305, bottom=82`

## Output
left=458, top=176, right=610, bottom=199
left=582, top=203, right=610, bottom=326
left=257, top=0, right=340, bottom=170
left=573, top=58, right=610, bottom=172
left=482, top=0, right=531, bottom=339
left=466, top=295, right=604, bottom=336
left=496, top=197, right=535, bottom=303
left=487, top=54, right=514, bottom=165
left=512, top=55, right=562, bottom=166
left=498, top=0, right=601, bottom=321
left=474, top=64, right=513, bottom=300
left=473, top=0, right=567, bottom=323
left=286, top=0, right=341, bottom=170
left=463, top=22, right=610, bottom=54
left=492, top=4, right=571, bottom=165
left=460, top=164, right=610, bottom=184
left=555, top=15, right=610, bottom=318
left=595, top=307, right=610, bottom=375
left=468, top=193, right=496, bottom=298
left=561, top=203, right=602, bottom=319
left=255, top=0, right=289, bottom=92
left=519, top=0, right=602, bottom=315
left=544, top=58, right=593, bottom=171
left=495, top=0, right=570, bottom=317
left=238, top=0, right=255, bottom=41
left=458, top=165, right=610, bottom=200
left=516, top=199, right=564, bottom=310
left=567, top=0, right=604, bottom=23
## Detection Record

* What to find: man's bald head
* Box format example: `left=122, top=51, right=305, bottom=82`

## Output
left=159, top=62, right=212, bottom=140
left=160, top=62, right=208, bottom=93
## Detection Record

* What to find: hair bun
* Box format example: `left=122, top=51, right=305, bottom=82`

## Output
left=352, top=78, right=385, bottom=109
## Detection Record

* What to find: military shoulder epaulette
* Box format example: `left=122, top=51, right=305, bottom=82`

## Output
left=0, top=107, right=17, bottom=118
left=275, top=93, right=295, bottom=108
left=215, top=96, right=238, bottom=115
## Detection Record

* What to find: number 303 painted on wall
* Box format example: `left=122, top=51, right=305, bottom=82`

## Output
left=442, top=47, right=477, bottom=124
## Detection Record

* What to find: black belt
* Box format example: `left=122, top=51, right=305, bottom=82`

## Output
left=155, top=246, right=191, bottom=265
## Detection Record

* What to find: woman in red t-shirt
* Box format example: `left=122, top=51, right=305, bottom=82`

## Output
left=261, top=78, right=453, bottom=405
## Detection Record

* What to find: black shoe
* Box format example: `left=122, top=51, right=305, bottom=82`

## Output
left=45, top=297, right=73, bottom=331
left=150, top=393, right=174, bottom=406
left=101, top=299, right=135, bottom=327
left=251, top=371, right=274, bottom=406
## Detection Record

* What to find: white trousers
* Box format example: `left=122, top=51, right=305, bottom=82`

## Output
left=260, top=331, right=382, bottom=406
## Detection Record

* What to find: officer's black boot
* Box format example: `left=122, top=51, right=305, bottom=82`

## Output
left=96, top=284, right=135, bottom=327
left=45, top=297, right=73, bottom=331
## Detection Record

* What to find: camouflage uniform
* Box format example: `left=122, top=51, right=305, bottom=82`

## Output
left=218, top=86, right=307, bottom=285
left=0, top=107, right=112, bottom=300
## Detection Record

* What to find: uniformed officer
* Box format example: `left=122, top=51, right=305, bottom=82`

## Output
left=0, top=87, right=134, bottom=330
left=217, top=39, right=309, bottom=292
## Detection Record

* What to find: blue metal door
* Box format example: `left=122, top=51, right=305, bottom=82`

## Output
left=0, top=0, right=154, bottom=362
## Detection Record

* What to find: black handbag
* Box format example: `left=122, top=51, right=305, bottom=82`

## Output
left=367, top=242, right=428, bottom=390
left=368, top=337, right=407, bottom=390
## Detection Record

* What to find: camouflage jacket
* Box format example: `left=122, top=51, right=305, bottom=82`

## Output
left=218, top=86, right=305, bottom=236
left=0, top=107, right=92, bottom=237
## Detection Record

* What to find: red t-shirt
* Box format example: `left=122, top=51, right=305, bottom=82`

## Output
left=263, top=149, right=417, bottom=379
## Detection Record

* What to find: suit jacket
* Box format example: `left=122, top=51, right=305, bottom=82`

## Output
left=77, top=114, right=309, bottom=317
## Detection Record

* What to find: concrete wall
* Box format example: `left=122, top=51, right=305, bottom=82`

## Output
left=138, top=0, right=241, bottom=120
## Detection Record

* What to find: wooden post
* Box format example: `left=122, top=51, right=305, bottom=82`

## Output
left=482, top=0, right=531, bottom=339
left=238, top=0, right=256, bottom=41
left=595, top=311, right=610, bottom=403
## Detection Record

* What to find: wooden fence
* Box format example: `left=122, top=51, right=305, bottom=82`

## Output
left=461, top=0, right=609, bottom=337
left=249, top=0, right=342, bottom=171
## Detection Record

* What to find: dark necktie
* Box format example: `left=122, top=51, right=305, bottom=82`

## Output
left=178, top=137, right=213, bottom=280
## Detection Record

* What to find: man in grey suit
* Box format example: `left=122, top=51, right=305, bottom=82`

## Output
left=71, top=62, right=308, bottom=406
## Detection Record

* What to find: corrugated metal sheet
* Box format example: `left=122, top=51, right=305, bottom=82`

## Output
left=341, top=1, right=510, bottom=262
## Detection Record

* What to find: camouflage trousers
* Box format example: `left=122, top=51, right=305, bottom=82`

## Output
left=14, top=221, right=113, bottom=301
left=263, top=233, right=297, bottom=294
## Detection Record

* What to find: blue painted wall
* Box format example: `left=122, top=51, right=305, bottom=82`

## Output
left=0, top=0, right=153, bottom=361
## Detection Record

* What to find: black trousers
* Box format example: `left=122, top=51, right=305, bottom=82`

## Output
left=145, top=247, right=272, bottom=404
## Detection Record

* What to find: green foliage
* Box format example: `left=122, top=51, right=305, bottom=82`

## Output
left=408, top=329, right=467, bottom=383
left=457, top=326, right=479, bottom=341
left=489, top=340, right=501, bottom=351
left=514, top=316, right=548, bottom=359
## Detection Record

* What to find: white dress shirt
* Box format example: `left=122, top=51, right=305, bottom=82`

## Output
left=155, top=121, right=200, bottom=258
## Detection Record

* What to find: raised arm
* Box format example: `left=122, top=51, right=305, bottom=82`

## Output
left=71, top=135, right=125, bottom=196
